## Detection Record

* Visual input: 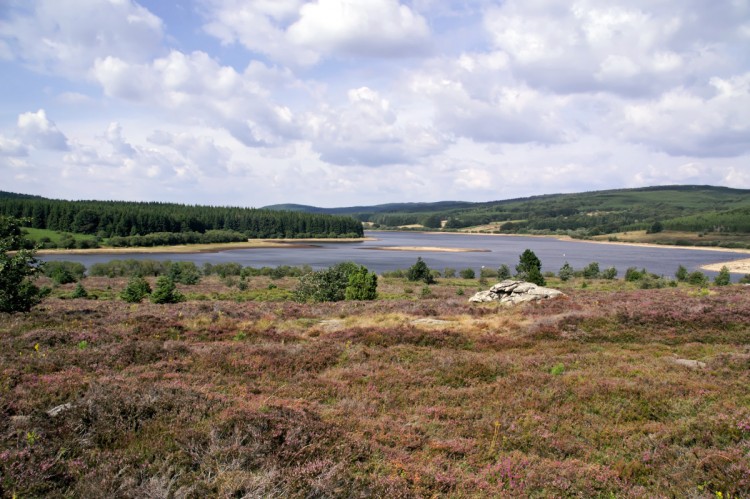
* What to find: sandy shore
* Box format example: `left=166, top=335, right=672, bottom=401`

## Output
left=37, top=237, right=374, bottom=255
left=363, top=246, right=490, bottom=253
left=701, top=258, right=750, bottom=274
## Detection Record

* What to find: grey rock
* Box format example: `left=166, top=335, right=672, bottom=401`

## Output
left=674, top=358, right=707, bottom=369
left=47, top=402, right=73, bottom=417
left=470, top=280, right=565, bottom=305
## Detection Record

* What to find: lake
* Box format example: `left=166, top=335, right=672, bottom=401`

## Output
left=40, top=231, right=748, bottom=280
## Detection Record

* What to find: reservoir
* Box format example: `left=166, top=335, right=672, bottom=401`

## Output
left=40, top=231, right=748, bottom=280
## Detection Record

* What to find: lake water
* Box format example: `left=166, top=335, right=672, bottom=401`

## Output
left=40, top=231, right=748, bottom=280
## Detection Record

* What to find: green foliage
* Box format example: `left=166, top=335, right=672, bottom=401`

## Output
left=516, top=249, right=546, bottom=286
left=459, top=268, right=476, bottom=279
left=582, top=262, right=601, bottom=279
left=558, top=262, right=574, bottom=281
left=625, top=267, right=645, bottom=282
left=71, top=283, right=89, bottom=299
left=713, top=266, right=731, bottom=286
left=0, top=195, right=364, bottom=240
left=443, top=267, right=456, bottom=278
left=120, top=276, right=151, bottom=303
left=43, top=260, right=87, bottom=283
left=407, top=257, right=435, bottom=284
left=675, top=265, right=688, bottom=281
left=688, top=271, right=709, bottom=287
left=550, top=363, right=565, bottom=376
left=150, top=276, right=184, bottom=304
left=647, top=221, right=664, bottom=233
left=0, top=216, right=44, bottom=313
left=739, top=274, right=750, bottom=284
left=420, top=285, right=433, bottom=298
left=294, top=262, right=360, bottom=303
left=344, top=266, right=378, bottom=301
left=601, top=266, right=618, bottom=280
left=497, top=264, right=511, bottom=280
left=167, top=261, right=201, bottom=285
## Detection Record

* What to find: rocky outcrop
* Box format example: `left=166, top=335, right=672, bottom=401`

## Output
left=469, top=280, right=564, bottom=305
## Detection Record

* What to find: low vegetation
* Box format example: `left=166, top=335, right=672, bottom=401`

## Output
left=1, top=253, right=749, bottom=497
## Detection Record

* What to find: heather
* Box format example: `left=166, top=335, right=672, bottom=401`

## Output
left=1, top=274, right=749, bottom=497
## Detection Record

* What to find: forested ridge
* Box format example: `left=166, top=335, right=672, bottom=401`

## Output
left=267, top=185, right=750, bottom=236
left=0, top=192, right=364, bottom=239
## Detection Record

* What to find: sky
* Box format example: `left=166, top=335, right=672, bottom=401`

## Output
left=0, top=0, right=749, bottom=208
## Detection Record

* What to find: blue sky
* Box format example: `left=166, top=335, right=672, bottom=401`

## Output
left=1, top=0, right=749, bottom=207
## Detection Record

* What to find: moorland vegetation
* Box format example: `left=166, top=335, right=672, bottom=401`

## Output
left=1, top=219, right=749, bottom=497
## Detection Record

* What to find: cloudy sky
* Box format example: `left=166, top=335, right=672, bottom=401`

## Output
left=1, top=0, right=749, bottom=207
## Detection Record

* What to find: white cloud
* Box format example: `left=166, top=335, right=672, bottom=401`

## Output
left=0, top=0, right=164, bottom=77
left=620, top=73, right=750, bottom=157
left=484, top=0, right=749, bottom=96
left=303, top=86, right=446, bottom=166
left=16, top=109, right=69, bottom=150
left=0, top=136, right=28, bottom=157
left=202, top=0, right=430, bottom=65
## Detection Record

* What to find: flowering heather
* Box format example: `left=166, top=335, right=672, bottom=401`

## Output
left=0, top=276, right=748, bottom=497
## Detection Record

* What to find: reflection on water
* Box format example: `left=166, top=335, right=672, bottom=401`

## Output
left=41, top=231, right=746, bottom=279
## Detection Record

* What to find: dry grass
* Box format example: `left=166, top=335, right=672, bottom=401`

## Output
left=1, top=276, right=749, bottom=497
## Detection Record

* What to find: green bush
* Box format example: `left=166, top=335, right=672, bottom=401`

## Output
left=43, top=261, right=86, bottom=284
left=150, top=276, right=184, bottom=304
left=344, top=265, right=378, bottom=300
left=601, top=266, right=618, bottom=280
left=497, top=264, right=511, bottom=280
left=120, top=276, right=151, bottom=303
left=675, top=264, right=688, bottom=282
left=582, top=262, right=600, bottom=279
left=294, top=262, right=360, bottom=303
left=739, top=274, right=750, bottom=284
left=625, top=267, right=644, bottom=282
left=71, top=283, right=89, bottom=299
left=443, top=267, right=456, bottom=278
left=459, top=268, right=475, bottom=279
left=713, top=266, right=731, bottom=286
left=167, top=261, right=201, bottom=285
left=0, top=217, right=44, bottom=313
left=687, top=271, right=709, bottom=287
left=407, top=257, right=435, bottom=284
left=558, top=262, right=574, bottom=281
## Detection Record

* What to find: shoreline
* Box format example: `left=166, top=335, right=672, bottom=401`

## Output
left=362, top=246, right=490, bottom=253
left=36, top=237, right=376, bottom=255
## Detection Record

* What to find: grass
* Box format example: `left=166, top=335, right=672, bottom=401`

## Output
left=22, top=227, right=98, bottom=244
left=1, top=274, right=749, bottom=497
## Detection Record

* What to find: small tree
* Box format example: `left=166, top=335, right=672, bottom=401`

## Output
left=558, top=262, right=574, bottom=282
left=344, top=265, right=378, bottom=300
left=713, top=266, right=731, bottom=286
left=675, top=265, right=688, bottom=282
left=459, top=268, right=476, bottom=279
left=497, top=264, right=511, bottom=280
left=0, top=216, right=45, bottom=313
left=407, top=257, right=435, bottom=284
left=150, top=276, right=184, bottom=304
left=601, top=267, right=618, bottom=280
left=687, top=271, right=708, bottom=287
left=582, top=262, right=600, bottom=279
left=168, top=261, right=201, bottom=285
left=120, top=276, right=151, bottom=303
left=443, top=267, right=456, bottom=278
left=294, top=262, right=360, bottom=302
left=71, top=283, right=89, bottom=299
left=516, top=249, right=545, bottom=286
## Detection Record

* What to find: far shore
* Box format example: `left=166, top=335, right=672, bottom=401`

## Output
left=36, top=237, right=376, bottom=255
left=701, top=258, right=750, bottom=274
left=363, top=246, right=490, bottom=253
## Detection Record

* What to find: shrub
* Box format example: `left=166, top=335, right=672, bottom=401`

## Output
left=407, top=257, right=435, bottom=284
left=625, top=267, right=644, bottom=282
left=443, top=267, right=456, bottom=278
left=582, top=262, right=600, bottom=279
left=688, top=271, right=709, bottom=287
left=601, top=267, right=618, bottom=280
left=344, top=265, right=378, bottom=300
left=480, top=267, right=497, bottom=279
left=420, top=285, right=432, bottom=298
left=460, top=268, right=476, bottom=279
left=71, top=283, right=89, bottom=299
left=43, top=261, right=86, bottom=284
left=558, top=262, right=574, bottom=281
left=739, top=274, right=750, bottom=284
left=0, top=216, right=44, bottom=313
left=120, top=276, right=151, bottom=303
left=167, top=261, right=201, bottom=284
left=497, top=264, right=511, bottom=280
left=150, top=276, right=184, bottom=304
left=294, top=262, right=360, bottom=302
left=714, top=266, right=731, bottom=286
left=675, top=264, right=688, bottom=281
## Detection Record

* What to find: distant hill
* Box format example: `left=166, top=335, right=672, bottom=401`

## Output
left=270, top=185, right=750, bottom=235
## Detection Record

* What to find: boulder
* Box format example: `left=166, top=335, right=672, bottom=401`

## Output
left=470, top=280, right=564, bottom=305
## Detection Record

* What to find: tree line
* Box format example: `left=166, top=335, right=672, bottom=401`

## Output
left=0, top=195, right=363, bottom=239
